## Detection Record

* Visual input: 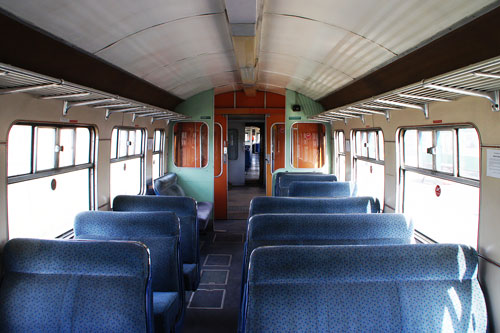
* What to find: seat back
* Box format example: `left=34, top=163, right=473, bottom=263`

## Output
left=278, top=173, right=337, bottom=196
left=153, top=173, right=185, bottom=196
left=0, top=238, right=153, bottom=333
left=113, top=195, right=198, bottom=266
left=249, top=196, right=380, bottom=217
left=288, top=181, right=357, bottom=197
left=244, top=244, right=487, bottom=332
left=74, top=211, right=182, bottom=294
left=273, top=172, right=321, bottom=196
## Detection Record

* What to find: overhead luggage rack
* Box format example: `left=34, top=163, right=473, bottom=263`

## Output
left=311, top=56, right=500, bottom=123
left=0, top=63, right=189, bottom=122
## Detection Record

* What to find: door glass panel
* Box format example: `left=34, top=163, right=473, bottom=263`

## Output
left=228, top=129, right=238, bottom=161
left=173, top=122, right=208, bottom=167
left=436, top=130, right=454, bottom=173
left=458, top=128, right=480, bottom=179
left=418, top=131, right=433, bottom=169
left=36, top=127, right=56, bottom=171
left=291, top=123, right=326, bottom=168
left=8, top=125, right=32, bottom=176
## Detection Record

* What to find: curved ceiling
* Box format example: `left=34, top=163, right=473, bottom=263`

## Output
left=0, top=0, right=497, bottom=102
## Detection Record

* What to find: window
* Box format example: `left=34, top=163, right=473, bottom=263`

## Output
left=7, top=123, right=95, bottom=239
left=352, top=129, right=385, bottom=207
left=152, top=129, right=165, bottom=181
left=172, top=122, right=208, bottom=167
left=291, top=123, right=326, bottom=168
left=334, top=130, right=346, bottom=181
left=399, top=126, right=480, bottom=248
left=110, top=127, right=145, bottom=204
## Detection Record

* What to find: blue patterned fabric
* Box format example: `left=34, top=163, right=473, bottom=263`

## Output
left=74, top=211, right=184, bottom=332
left=0, top=238, right=153, bottom=333
left=249, top=196, right=380, bottom=217
left=278, top=174, right=337, bottom=196
left=274, top=172, right=321, bottom=196
left=288, top=181, right=357, bottom=197
left=243, top=244, right=487, bottom=332
left=113, top=195, right=200, bottom=290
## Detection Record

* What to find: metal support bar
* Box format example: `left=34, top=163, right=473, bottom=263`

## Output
left=362, top=103, right=400, bottom=110
left=0, top=70, right=7, bottom=76
left=327, top=112, right=359, bottom=119
left=42, top=92, right=90, bottom=99
left=94, top=103, right=132, bottom=109
left=398, top=93, right=450, bottom=102
left=424, top=84, right=499, bottom=111
left=385, top=110, right=390, bottom=121
left=375, top=99, right=429, bottom=118
left=63, top=98, right=115, bottom=115
left=347, top=107, right=387, bottom=115
left=0, top=83, right=60, bottom=95
left=473, top=72, right=500, bottom=80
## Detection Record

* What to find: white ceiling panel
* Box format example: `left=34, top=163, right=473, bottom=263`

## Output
left=264, top=0, right=496, bottom=55
left=168, top=71, right=241, bottom=99
left=96, top=14, right=233, bottom=79
left=0, top=0, right=225, bottom=53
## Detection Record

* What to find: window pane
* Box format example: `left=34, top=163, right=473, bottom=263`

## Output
left=8, top=125, right=32, bottom=176
left=8, top=169, right=90, bottom=239
left=135, top=129, right=143, bottom=155
left=118, top=129, right=128, bottom=158
left=338, top=155, right=346, bottom=182
left=378, top=131, right=384, bottom=160
left=127, top=130, right=137, bottom=156
left=201, top=124, right=208, bottom=168
left=152, top=154, right=160, bottom=181
left=404, top=130, right=417, bottom=167
left=36, top=127, right=56, bottom=171
left=367, top=132, right=376, bottom=158
left=111, top=129, right=118, bottom=159
left=58, top=128, right=75, bottom=168
left=173, top=122, right=208, bottom=168
left=338, top=132, right=344, bottom=153
left=110, top=158, right=142, bottom=205
left=291, top=123, right=326, bottom=168
left=435, top=130, right=454, bottom=173
left=355, top=159, right=384, bottom=208
left=418, top=131, right=433, bottom=169
left=272, top=124, right=285, bottom=172
left=361, top=132, right=368, bottom=157
left=403, top=171, right=479, bottom=248
left=154, top=130, right=162, bottom=152
left=75, top=128, right=91, bottom=165
left=458, top=128, right=480, bottom=179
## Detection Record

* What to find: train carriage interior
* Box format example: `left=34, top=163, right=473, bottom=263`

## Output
left=1, top=0, right=500, bottom=332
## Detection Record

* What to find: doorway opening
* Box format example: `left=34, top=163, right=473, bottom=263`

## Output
left=227, top=115, right=266, bottom=219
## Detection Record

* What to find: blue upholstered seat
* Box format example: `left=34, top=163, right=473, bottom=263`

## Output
left=277, top=173, right=337, bottom=196
left=249, top=196, right=380, bottom=217
left=288, top=181, right=357, bottom=197
left=113, top=195, right=200, bottom=290
left=74, top=211, right=184, bottom=332
left=243, top=244, right=487, bottom=332
left=0, top=238, right=153, bottom=333
left=273, top=172, right=321, bottom=196
left=154, top=173, right=213, bottom=231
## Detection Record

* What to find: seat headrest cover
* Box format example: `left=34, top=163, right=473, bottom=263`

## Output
left=288, top=181, right=357, bottom=197
left=279, top=174, right=337, bottom=188
left=249, top=244, right=478, bottom=283
left=3, top=238, right=150, bottom=277
left=74, top=211, right=180, bottom=237
left=113, top=195, right=196, bottom=217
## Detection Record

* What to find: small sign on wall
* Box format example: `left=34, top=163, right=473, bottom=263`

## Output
left=147, top=138, right=154, bottom=151
left=345, top=139, right=351, bottom=152
left=487, top=149, right=500, bottom=179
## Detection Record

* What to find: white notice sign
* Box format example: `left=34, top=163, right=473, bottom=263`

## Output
left=487, top=149, right=500, bottom=179
left=345, top=139, right=351, bottom=152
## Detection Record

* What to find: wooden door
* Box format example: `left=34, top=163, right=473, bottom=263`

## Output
left=265, top=114, right=285, bottom=196
left=214, top=115, right=228, bottom=219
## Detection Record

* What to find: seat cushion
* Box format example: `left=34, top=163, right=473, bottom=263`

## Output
left=153, top=292, right=181, bottom=333
left=183, top=263, right=199, bottom=291
left=197, top=201, right=213, bottom=230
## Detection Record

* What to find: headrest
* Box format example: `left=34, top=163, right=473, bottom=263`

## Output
left=113, top=195, right=196, bottom=217
left=289, top=181, right=357, bottom=197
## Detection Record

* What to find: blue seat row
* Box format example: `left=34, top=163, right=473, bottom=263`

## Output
left=249, top=196, right=381, bottom=216
left=288, top=180, right=357, bottom=197
left=74, top=211, right=184, bottom=332
left=0, top=238, right=154, bottom=332
left=243, top=244, right=487, bottom=332
left=113, top=195, right=201, bottom=291
left=276, top=173, right=337, bottom=196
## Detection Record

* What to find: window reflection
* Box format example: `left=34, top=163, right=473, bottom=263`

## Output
left=291, top=123, right=326, bottom=168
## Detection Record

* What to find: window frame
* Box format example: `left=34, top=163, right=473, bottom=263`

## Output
left=398, top=124, right=481, bottom=244
left=334, top=130, right=346, bottom=181
left=152, top=128, right=165, bottom=180
left=7, top=121, right=97, bottom=238
left=110, top=126, right=146, bottom=195
left=171, top=121, right=210, bottom=169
